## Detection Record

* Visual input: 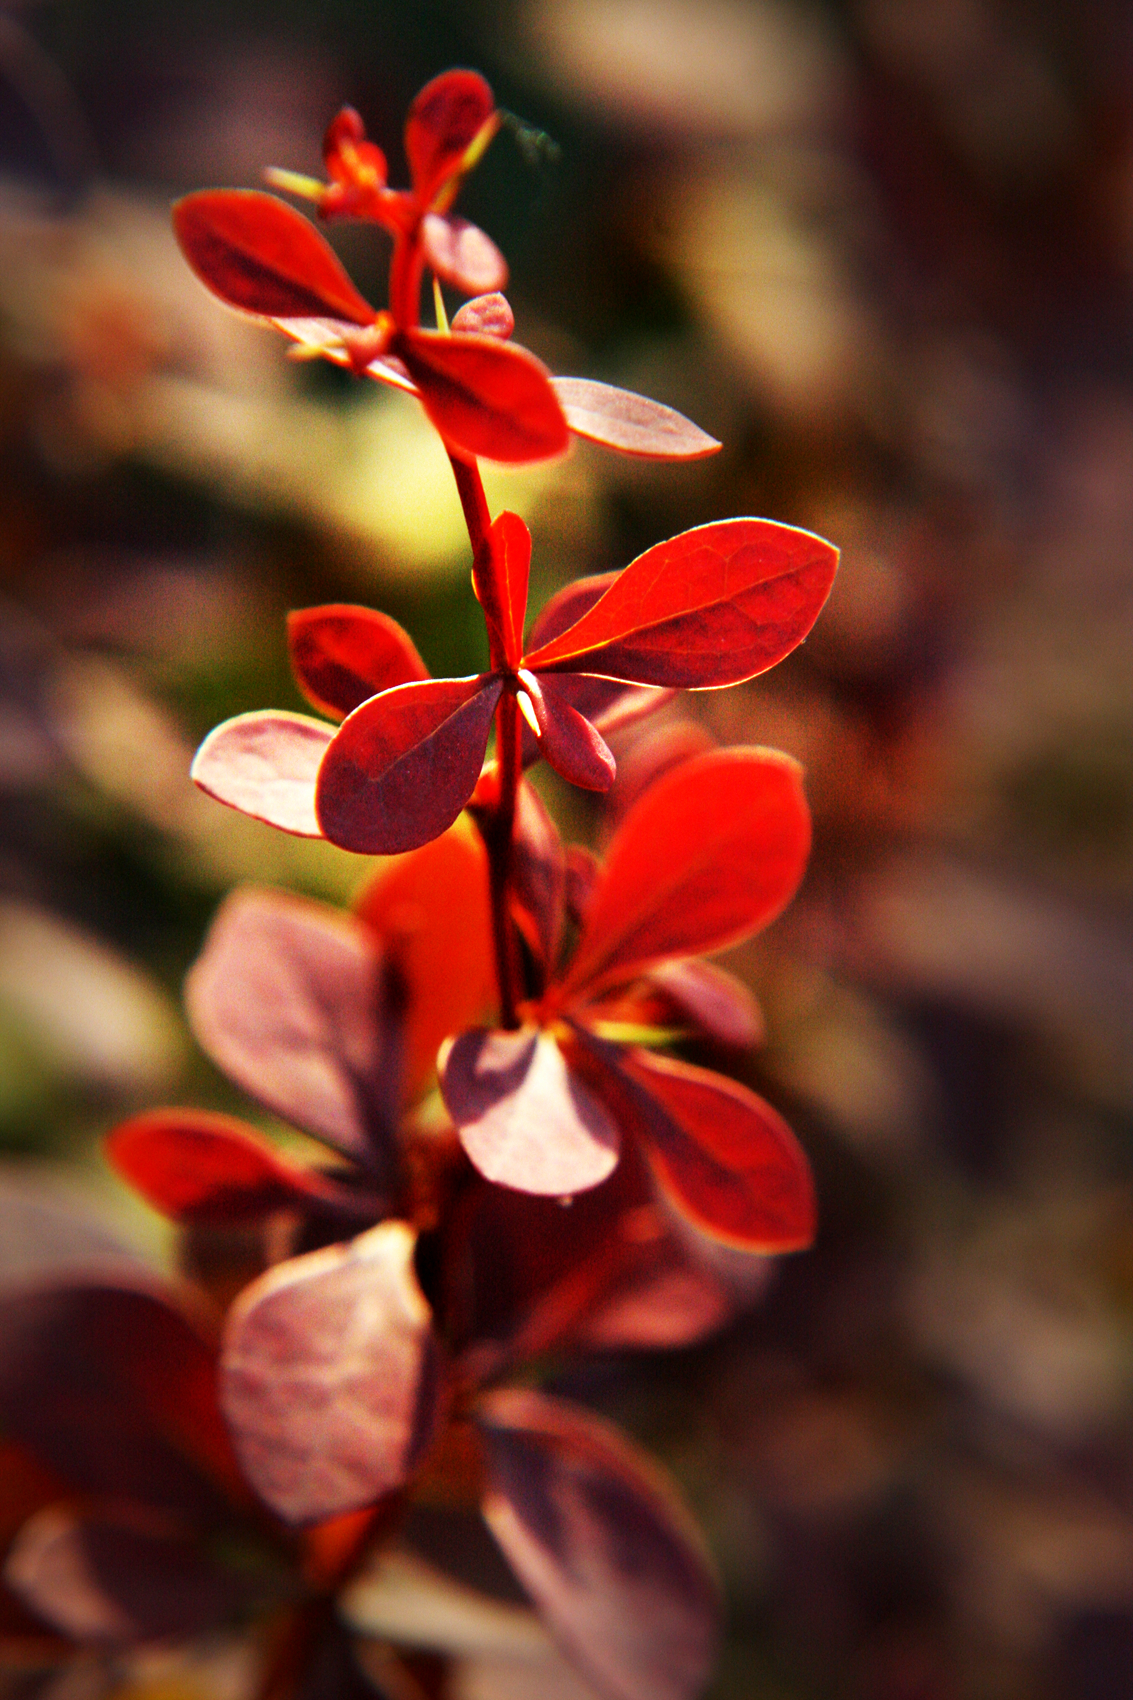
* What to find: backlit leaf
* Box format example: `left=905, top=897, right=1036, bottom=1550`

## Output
left=421, top=214, right=508, bottom=295
left=396, top=330, right=570, bottom=465
left=288, top=605, right=428, bottom=721
left=317, top=675, right=501, bottom=856
left=522, top=518, right=838, bottom=686
left=221, top=1222, right=442, bottom=1524
left=552, top=378, right=720, bottom=460
left=523, top=673, right=616, bottom=792
left=478, top=1390, right=720, bottom=1700
left=473, top=511, right=530, bottom=670
left=523, top=573, right=670, bottom=748
left=173, top=191, right=376, bottom=324
left=451, top=291, right=515, bottom=339
left=560, top=749, right=810, bottom=999
left=440, top=1028, right=619, bottom=1196
left=191, top=710, right=331, bottom=837
left=405, top=70, right=498, bottom=208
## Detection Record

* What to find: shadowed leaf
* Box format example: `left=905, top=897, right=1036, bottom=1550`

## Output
left=511, top=780, right=567, bottom=974
left=523, top=673, right=616, bottom=792
left=421, top=214, right=508, bottom=294
left=478, top=1390, right=720, bottom=1700
left=405, top=70, right=497, bottom=207
left=522, top=518, right=838, bottom=686
left=288, top=606, right=428, bottom=722
left=317, top=675, right=502, bottom=856
left=451, top=291, right=514, bottom=339
left=173, top=191, right=376, bottom=323
left=275, top=317, right=419, bottom=392
left=396, top=331, right=569, bottom=465
left=221, top=1222, right=443, bottom=1525
left=191, top=710, right=331, bottom=837
left=552, top=379, right=720, bottom=460
left=523, top=574, right=670, bottom=749
left=474, top=511, right=530, bottom=670
left=644, top=960, right=764, bottom=1050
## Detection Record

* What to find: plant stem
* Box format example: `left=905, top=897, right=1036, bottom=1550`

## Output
left=447, top=450, right=491, bottom=555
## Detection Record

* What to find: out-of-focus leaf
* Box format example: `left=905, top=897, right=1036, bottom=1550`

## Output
left=524, top=674, right=616, bottom=792
left=190, top=711, right=331, bottom=838
left=522, top=518, right=837, bottom=686
left=478, top=1390, right=720, bottom=1700
left=0, top=1176, right=143, bottom=1289
left=604, top=720, right=716, bottom=824
left=317, top=675, right=502, bottom=856
left=645, top=959, right=763, bottom=1049
left=421, top=215, right=508, bottom=295
left=396, top=331, right=570, bottom=465
left=287, top=606, right=428, bottom=722
left=184, top=888, right=393, bottom=1170
left=552, top=378, right=720, bottom=460
left=221, top=1222, right=442, bottom=1525
left=561, top=748, right=810, bottom=998
left=405, top=70, right=498, bottom=207
left=342, top=1547, right=551, bottom=1657
left=440, top=1029, right=618, bottom=1196
left=511, top=780, right=567, bottom=974
left=523, top=575, right=670, bottom=743
left=452, top=292, right=515, bottom=339
left=173, top=191, right=376, bottom=324
left=474, top=511, right=530, bottom=671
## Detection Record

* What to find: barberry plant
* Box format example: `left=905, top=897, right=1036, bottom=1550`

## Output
left=1, top=70, right=838, bottom=1700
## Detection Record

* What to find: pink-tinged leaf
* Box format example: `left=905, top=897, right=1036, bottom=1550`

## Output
left=512, top=780, right=567, bottom=974
left=221, top=1222, right=443, bottom=1524
left=473, top=511, right=530, bottom=670
left=421, top=214, right=508, bottom=295
left=617, top=1050, right=815, bottom=1252
left=191, top=710, right=331, bottom=837
left=440, top=1028, right=618, bottom=1196
left=5, top=1504, right=237, bottom=1645
left=317, top=675, right=501, bottom=855
left=404, top=70, right=497, bottom=207
left=522, top=518, right=838, bottom=687
left=173, top=191, right=376, bottom=324
left=561, top=748, right=811, bottom=1000
left=522, top=672, right=616, bottom=793
left=451, top=291, right=514, bottom=339
left=478, top=1390, right=720, bottom=1700
left=605, top=719, right=716, bottom=824
left=552, top=378, right=720, bottom=461
left=275, top=318, right=420, bottom=393
left=396, top=330, right=570, bottom=465
left=645, top=959, right=764, bottom=1050
left=287, top=605, right=429, bottom=722
left=0, top=1175, right=144, bottom=1288
left=184, top=887, right=394, bottom=1169
left=106, top=1109, right=378, bottom=1227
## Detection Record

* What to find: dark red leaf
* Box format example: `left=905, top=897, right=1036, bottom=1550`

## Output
left=522, top=672, right=616, bottom=792
left=190, top=710, right=331, bottom=837
left=395, top=330, right=570, bottom=465
left=184, top=887, right=394, bottom=1169
left=420, top=214, right=508, bottom=295
left=451, top=291, right=514, bottom=339
left=560, top=748, right=811, bottom=1000
left=472, top=510, right=530, bottom=670
left=552, top=378, right=720, bottom=460
left=404, top=70, right=497, bottom=208
left=221, top=1223, right=443, bottom=1524
left=173, top=191, right=376, bottom=324
left=604, top=719, right=717, bottom=824
left=523, top=573, right=671, bottom=749
left=644, top=959, right=764, bottom=1050
left=522, top=517, right=838, bottom=687
left=288, top=605, right=428, bottom=721
left=440, top=1028, right=619, bottom=1196
left=478, top=1390, right=720, bottom=1700
left=510, top=780, right=567, bottom=974
left=317, top=675, right=501, bottom=855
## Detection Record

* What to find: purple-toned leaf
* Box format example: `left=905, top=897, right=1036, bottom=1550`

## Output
left=421, top=214, right=508, bottom=295
left=522, top=673, right=616, bottom=792
left=395, top=331, right=570, bottom=465
left=478, top=1390, right=720, bottom=1700
left=561, top=749, right=811, bottom=1000
left=173, top=191, right=376, bottom=324
left=184, top=887, right=394, bottom=1169
left=288, top=605, right=428, bottom=721
left=522, top=518, right=838, bottom=687
left=511, top=780, right=567, bottom=974
left=473, top=510, right=530, bottom=671
left=191, top=710, right=331, bottom=837
left=645, top=959, right=764, bottom=1050
left=440, top=1028, right=619, bottom=1197
left=565, top=845, right=600, bottom=927
left=552, top=378, right=720, bottom=461
left=5, top=1503, right=238, bottom=1644
left=0, top=1175, right=143, bottom=1289
left=275, top=318, right=419, bottom=393
left=221, top=1222, right=443, bottom=1524
left=404, top=70, right=497, bottom=208
left=451, top=291, right=515, bottom=340
left=523, top=573, right=670, bottom=751
left=604, top=719, right=716, bottom=824
left=316, top=675, right=502, bottom=856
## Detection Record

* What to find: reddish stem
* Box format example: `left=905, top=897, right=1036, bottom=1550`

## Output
left=389, top=230, right=424, bottom=330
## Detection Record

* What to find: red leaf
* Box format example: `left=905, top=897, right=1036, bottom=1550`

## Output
left=317, top=675, right=501, bottom=855
left=221, top=1223, right=443, bottom=1524
left=478, top=1390, right=720, bottom=1700
left=190, top=710, right=331, bottom=837
left=522, top=517, right=838, bottom=686
left=420, top=214, right=508, bottom=295
left=645, top=959, right=764, bottom=1050
left=395, top=330, right=569, bottom=465
left=523, top=572, right=671, bottom=747
left=404, top=70, right=497, bottom=207
left=552, top=378, right=720, bottom=460
left=451, top=291, right=514, bottom=339
left=106, top=1109, right=376, bottom=1226
left=560, top=749, right=811, bottom=1000
left=184, top=888, right=394, bottom=1169
left=287, top=605, right=428, bottom=721
left=521, top=672, right=616, bottom=792
left=510, top=780, right=567, bottom=974
left=173, top=191, right=376, bottom=324
left=605, top=719, right=717, bottom=824
left=440, top=1028, right=619, bottom=1196
left=472, top=510, right=530, bottom=670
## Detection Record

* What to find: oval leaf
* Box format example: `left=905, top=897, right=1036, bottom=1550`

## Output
left=288, top=605, right=429, bottom=722
left=421, top=214, right=508, bottom=294
left=478, top=1390, right=720, bottom=1700
left=221, top=1222, right=443, bottom=1525
left=522, top=517, right=838, bottom=686
left=645, top=959, right=764, bottom=1050
left=552, top=378, right=720, bottom=460
left=523, top=672, right=616, bottom=793
left=451, top=292, right=514, bottom=339
left=317, top=675, right=501, bottom=856
left=405, top=70, right=497, bottom=207
left=173, top=190, right=376, bottom=324
left=396, top=331, right=569, bottom=465
left=524, top=573, right=671, bottom=751
left=440, top=1028, right=619, bottom=1197
left=191, top=710, right=331, bottom=837
left=561, top=748, right=810, bottom=1000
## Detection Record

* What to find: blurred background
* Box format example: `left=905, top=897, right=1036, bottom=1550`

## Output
left=2, top=0, right=1133, bottom=1695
